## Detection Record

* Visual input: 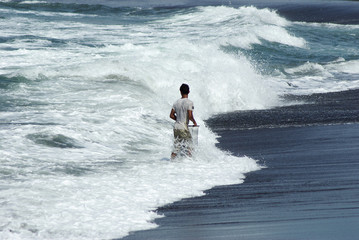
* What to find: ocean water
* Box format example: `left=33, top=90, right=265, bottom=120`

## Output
left=1, top=0, right=359, bottom=239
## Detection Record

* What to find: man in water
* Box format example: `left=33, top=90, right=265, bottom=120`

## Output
left=170, top=83, right=197, bottom=159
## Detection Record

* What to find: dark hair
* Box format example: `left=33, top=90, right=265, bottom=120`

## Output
left=180, top=83, right=190, bottom=95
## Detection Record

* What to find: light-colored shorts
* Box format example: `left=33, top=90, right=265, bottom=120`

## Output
left=173, top=129, right=192, bottom=154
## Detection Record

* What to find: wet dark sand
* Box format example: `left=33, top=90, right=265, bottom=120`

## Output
left=122, top=122, right=359, bottom=240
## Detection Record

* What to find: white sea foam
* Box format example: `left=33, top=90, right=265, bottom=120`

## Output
left=284, top=61, right=333, bottom=77
left=19, top=0, right=48, bottom=4
left=155, top=6, right=306, bottom=49
left=1, top=148, right=259, bottom=239
left=327, top=59, right=359, bottom=74
left=0, top=5, right=278, bottom=239
left=283, top=59, right=359, bottom=94
left=1, top=4, right=355, bottom=239
left=300, top=21, right=359, bottom=30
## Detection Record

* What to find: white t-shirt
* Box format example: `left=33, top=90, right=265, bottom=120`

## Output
left=172, top=98, right=194, bottom=130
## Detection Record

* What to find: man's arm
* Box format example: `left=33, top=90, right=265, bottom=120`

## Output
left=170, top=108, right=176, bottom=121
left=188, top=110, right=197, bottom=126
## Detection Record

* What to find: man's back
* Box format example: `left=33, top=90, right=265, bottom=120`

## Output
left=173, top=98, right=193, bottom=130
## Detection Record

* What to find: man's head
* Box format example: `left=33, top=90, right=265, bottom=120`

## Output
left=180, top=83, right=190, bottom=95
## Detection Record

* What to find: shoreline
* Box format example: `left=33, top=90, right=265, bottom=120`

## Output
left=122, top=123, right=359, bottom=240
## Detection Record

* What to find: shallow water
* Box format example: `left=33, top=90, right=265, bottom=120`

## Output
left=123, top=90, right=359, bottom=240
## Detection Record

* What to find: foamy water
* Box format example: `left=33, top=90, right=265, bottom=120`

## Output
left=1, top=1, right=359, bottom=239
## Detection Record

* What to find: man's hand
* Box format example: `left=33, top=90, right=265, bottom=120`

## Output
left=170, top=109, right=176, bottom=121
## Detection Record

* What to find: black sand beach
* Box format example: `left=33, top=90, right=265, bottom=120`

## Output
left=123, top=90, right=359, bottom=240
